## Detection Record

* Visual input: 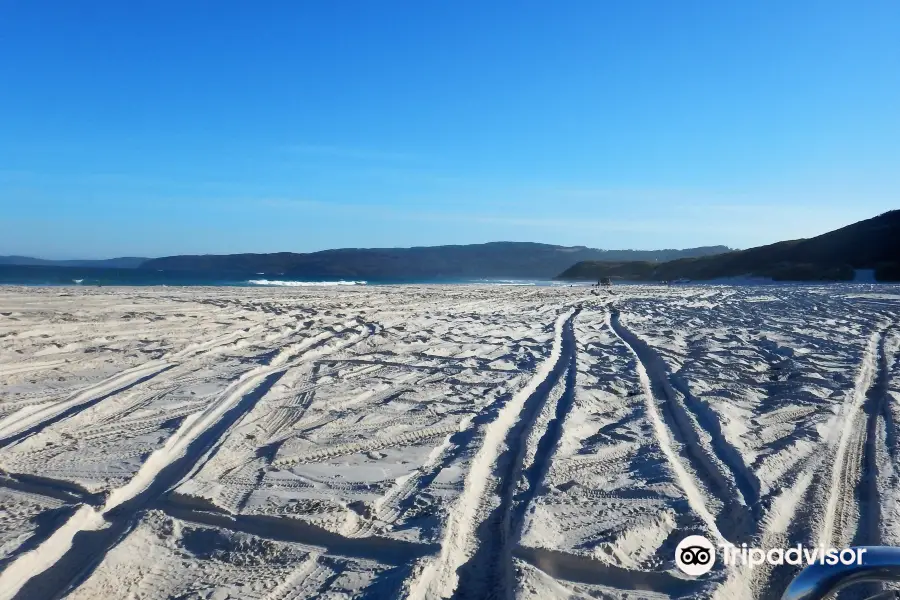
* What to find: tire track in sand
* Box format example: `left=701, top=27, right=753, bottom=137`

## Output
left=717, top=324, right=890, bottom=600
left=0, top=366, right=287, bottom=600
left=853, top=329, right=892, bottom=549
left=0, top=363, right=175, bottom=449
left=0, top=322, right=374, bottom=600
left=0, top=325, right=269, bottom=449
left=608, top=309, right=726, bottom=544
left=843, top=328, right=893, bottom=600
left=407, top=307, right=578, bottom=600
left=818, top=326, right=886, bottom=549
left=452, top=308, right=579, bottom=600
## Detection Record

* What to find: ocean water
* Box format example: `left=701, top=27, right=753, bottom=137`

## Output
left=0, top=265, right=589, bottom=287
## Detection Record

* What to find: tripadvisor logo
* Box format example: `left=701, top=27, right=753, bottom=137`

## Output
left=675, top=535, right=716, bottom=576
left=674, top=535, right=870, bottom=577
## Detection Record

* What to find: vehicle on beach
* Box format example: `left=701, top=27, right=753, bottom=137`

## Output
left=782, top=547, right=900, bottom=600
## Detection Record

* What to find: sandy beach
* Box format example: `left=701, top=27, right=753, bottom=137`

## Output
left=1, top=284, right=898, bottom=599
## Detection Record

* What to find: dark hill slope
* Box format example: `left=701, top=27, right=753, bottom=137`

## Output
left=0, top=256, right=147, bottom=268
left=141, top=243, right=730, bottom=280
left=558, top=210, right=900, bottom=282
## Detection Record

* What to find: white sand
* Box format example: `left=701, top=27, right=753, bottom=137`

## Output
left=0, top=283, right=897, bottom=599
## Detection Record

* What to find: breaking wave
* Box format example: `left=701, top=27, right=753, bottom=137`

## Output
left=247, top=279, right=367, bottom=287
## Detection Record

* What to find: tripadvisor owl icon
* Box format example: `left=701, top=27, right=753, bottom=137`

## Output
left=676, top=535, right=716, bottom=576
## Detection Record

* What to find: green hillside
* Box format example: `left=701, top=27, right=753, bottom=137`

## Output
left=140, top=243, right=730, bottom=280
left=557, top=210, right=900, bottom=282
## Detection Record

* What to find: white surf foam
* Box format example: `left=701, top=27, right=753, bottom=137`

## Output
left=247, top=279, right=367, bottom=287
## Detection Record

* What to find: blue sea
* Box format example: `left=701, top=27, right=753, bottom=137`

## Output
left=0, top=264, right=591, bottom=287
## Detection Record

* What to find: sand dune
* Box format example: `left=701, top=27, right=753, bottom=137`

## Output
left=0, top=284, right=898, bottom=599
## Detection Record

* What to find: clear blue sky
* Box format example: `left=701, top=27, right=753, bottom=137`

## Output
left=1, top=1, right=898, bottom=258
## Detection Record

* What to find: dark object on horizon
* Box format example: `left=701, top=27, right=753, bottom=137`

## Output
left=557, top=210, right=900, bottom=283
left=140, top=242, right=730, bottom=280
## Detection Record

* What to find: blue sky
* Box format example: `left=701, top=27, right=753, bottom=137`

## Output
left=1, top=1, right=898, bottom=258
